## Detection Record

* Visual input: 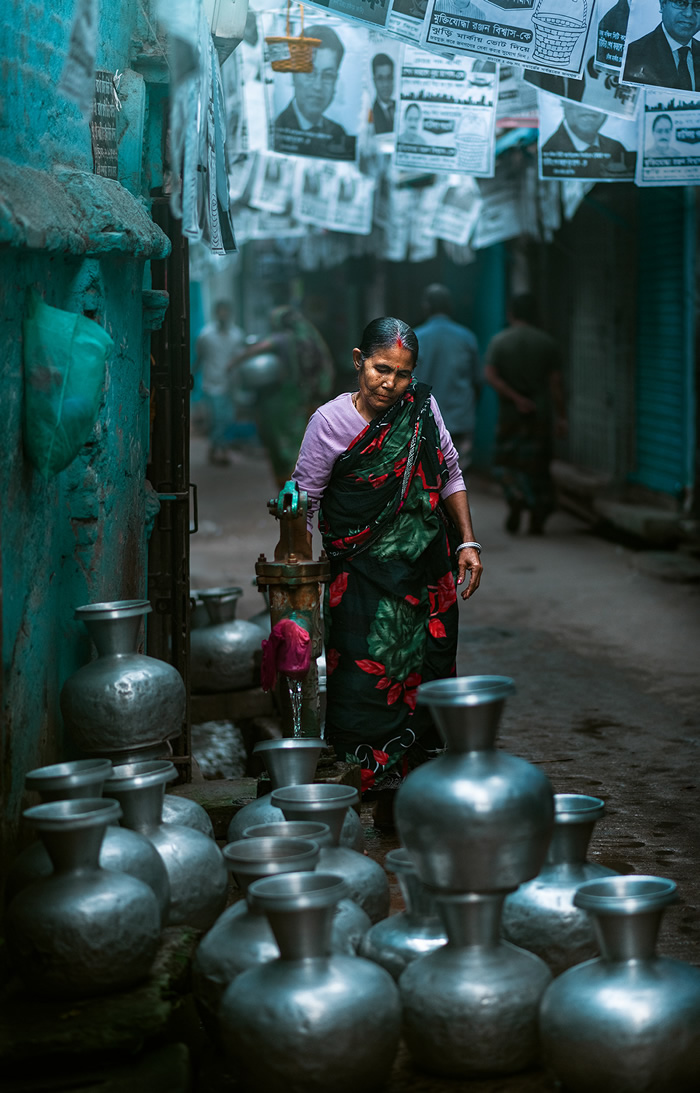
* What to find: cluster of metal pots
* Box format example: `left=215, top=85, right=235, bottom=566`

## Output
left=195, top=676, right=700, bottom=1093
left=5, top=757, right=227, bottom=998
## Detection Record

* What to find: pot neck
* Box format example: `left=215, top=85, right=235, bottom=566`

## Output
left=435, top=891, right=506, bottom=948
left=203, top=593, right=240, bottom=625
left=397, top=869, right=440, bottom=921
left=265, top=903, right=335, bottom=960
left=84, top=614, right=144, bottom=657
left=432, top=700, right=504, bottom=753
left=593, top=909, right=664, bottom=962
left=110, top=782, right=164, bottom=832
left=40, top=824, right=106, bottom=874
left=546, top=821, right=595, bottom=865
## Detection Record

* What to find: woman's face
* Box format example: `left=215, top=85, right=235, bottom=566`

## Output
left=353, top=342, right=414, bottom=418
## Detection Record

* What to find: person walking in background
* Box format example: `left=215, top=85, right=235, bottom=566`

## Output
left=194, top=300, right=245, bottom=466
left=232, top=304, right=335, bottom=486
left=414, top=284, right=482, bottom=471
left=484, top=293, right=567, bottom=536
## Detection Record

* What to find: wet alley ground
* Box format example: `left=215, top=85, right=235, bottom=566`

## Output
left=190, top=433, right=700, bottom=1092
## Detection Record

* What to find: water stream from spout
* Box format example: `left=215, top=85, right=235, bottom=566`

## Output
left=286, top=677, right=304, bottom=737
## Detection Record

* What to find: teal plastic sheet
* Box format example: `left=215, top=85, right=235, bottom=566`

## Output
left=23, top=292, right=113, bottom=479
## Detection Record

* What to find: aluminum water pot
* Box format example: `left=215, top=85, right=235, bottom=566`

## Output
left=396, top=676, right=554, bottom=891
left=271, top=783, right=389, bottom=923
left=192, top=836, right=319, bottom=1038
left=540, top=875, right=700, bottom=1092
left=360, top=847, right=446, bottom=980
left=190, top=586, right=265, bottom=692
left=5, top=759, right=170, bottom=923
left=161, top=794, right=215, bottom=838
left=5, top=799, right=161, bottom=998
left=107, top=760, right=227, bottom=930
left=60, top=600, right=185, bottom=757
left=241, top=820, right=371, bottom=952
left=400, top=890, right=552, bottom=1076
left=226, top=736, right=364, bottom=850
left=502, top=793, right=618, bottom=974
left=218, top=872, right=401, bottom=1093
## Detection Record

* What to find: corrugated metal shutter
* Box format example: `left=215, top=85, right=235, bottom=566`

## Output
left=563, top=195, right=636, bottom=480
left=632, top=189, right=694, bottom=497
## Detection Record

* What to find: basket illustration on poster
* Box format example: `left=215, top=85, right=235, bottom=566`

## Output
left=265, top=3, right=321, bottom=73
left=532, top=0, right=587, bottom=65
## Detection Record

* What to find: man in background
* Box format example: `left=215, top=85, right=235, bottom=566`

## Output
left=485, top=293, right=567, bottom=535
left=414, top=283, right=481, bottom=470
left=371, top=53, right=396, bottom=133
left=194, top=300, right=245, bottom=466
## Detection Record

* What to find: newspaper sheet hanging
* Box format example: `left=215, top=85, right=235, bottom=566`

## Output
left=526, top=38, right=640, bottom=117
left=496, top=65, right=539, bottom=125
left=621, top=0, right=700, bottom=93
left=240, top=14, right=270, bottom=152
left=635, top=87, right=700, bottom=183
left=430, top=175, right=483, bottom=242
left=386, top=0, right=433, bottom=44
left=250, top=152, right=297, bottom=211
left=328, top=166, right=377, bottom=232
left=409, top=180, right=444, bottom=259
left=394, top=49, right=498, bottom=175
left=419, top=0, right=596, bottom=78
left=560, top=176, right=596, bottom=215
left=291, top=159, right=377, bottom=231
left=538, top=89, right=638, bottom=178
left=222, top=49, right=249, bottom=156
left=263, top=11, right=368, bottom=162
left=304, top=0, right=392, bottom=29
left=366, top=35, right=404, bottom=148
left=232, top=205, right=307, bottom=244
left=472, top=167, right=523, bottom=248
left=595, top=0, right=630, bottom=70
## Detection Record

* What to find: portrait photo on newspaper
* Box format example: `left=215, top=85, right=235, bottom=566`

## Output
left=621, top=0, right=700, bottom=93
left=636, top=87, right=700, bottom=182
left=265, top=12, right=367, bottom=162
left=395, top=48, right=497, bottom=176
left=538, top=89, right=638, bottom=178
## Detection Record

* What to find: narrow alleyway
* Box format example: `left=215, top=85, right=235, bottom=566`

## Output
left=191, top=432, right=700, bottom=1091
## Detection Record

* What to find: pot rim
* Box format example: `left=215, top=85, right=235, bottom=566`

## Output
left=242, top=821, right=331, bottom=840
left=384, top=847, right=417, bottom=874
left=25, top=758, right=112, bottom=792
left=416, top=675, right=515, bottom=707
left=253, top=737, right=324, bottom=755
left=198, top=586, right=243, bottom=601
left=75, top=599, right=152, bottom=621
left=271, top=783, right=359, bottom=809
left=574, top=874, right=677, bottom=914
left=554, top=793, right=605, bottom=823
left=23, top=797, right=122, bottom=830
left=248, top=870, right=347, bottom=911
left=107, top=759, right=176, bottom=790
left=223, top=837, right=319, bottom=871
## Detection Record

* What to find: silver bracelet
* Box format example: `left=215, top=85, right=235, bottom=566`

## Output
left=456, top=541, right=481, bottom=554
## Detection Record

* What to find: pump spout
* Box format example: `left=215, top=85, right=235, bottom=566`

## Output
left=256, top=481, right=330, bottom=738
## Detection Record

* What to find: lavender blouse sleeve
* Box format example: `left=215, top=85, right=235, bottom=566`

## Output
left=431, top=396, right=467, bottom=498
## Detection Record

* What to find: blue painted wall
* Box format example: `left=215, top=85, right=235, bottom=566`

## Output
left=0, top=0, right=169, bottom=877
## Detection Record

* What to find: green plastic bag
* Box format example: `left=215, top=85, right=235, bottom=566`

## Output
left=23, top=292, right=113, bottom=479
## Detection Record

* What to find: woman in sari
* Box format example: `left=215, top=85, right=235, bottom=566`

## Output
left=293, top=317, right=482, bottom=814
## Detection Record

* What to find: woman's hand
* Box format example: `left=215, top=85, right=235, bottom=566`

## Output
left=456, top=546, right=482, bottom=600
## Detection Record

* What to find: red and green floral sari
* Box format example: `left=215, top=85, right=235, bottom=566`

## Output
left=319, top=382, right=460, bottom=793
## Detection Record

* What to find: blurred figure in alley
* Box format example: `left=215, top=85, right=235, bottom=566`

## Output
left=194, top=299, right=245, bottom=466
left=233, top=303, right=335, bottom=486
left=485, top=293, right=567, bottom=535
left=414, top=283, right=481, bottom=471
